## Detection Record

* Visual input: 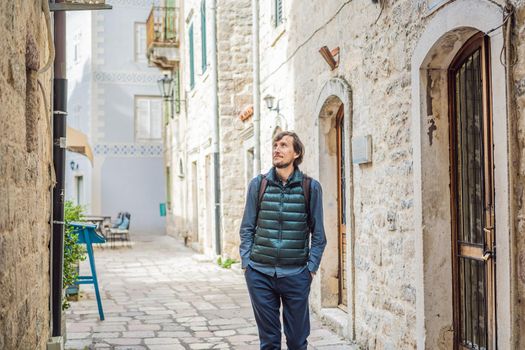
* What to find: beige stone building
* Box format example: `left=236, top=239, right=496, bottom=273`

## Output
left=160, top=0, right=525, bottom=348
left=150, top=0, right=253, bottom=258
left=257, top=0, right=525, bottom=349
left=0, top=1, right=54, bottom=349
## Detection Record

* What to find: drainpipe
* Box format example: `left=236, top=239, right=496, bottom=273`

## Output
left=252, top=0, right=261, bottom=174
left=51, top=0, right=67, bottom=337
left=503, top=3, right=518, bottom=347
left=210, top=0, right=221, bottom=255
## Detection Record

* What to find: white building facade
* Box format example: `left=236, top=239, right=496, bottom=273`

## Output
left=66, top=0, right=166, bottom=234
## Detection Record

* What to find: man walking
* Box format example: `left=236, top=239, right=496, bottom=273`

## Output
left=239, top=131, right=327, bottom=350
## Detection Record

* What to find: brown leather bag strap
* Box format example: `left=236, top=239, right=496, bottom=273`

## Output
left=257, top=175, right=268, bottom=211
left=302, top=176, right=311, bottom=210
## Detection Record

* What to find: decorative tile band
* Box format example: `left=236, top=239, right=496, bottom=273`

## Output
left=94, top=143, right=163, bottom=157
left=94, top=71, right=160, bottom=85
left=107, top=0, right=151, bottom=7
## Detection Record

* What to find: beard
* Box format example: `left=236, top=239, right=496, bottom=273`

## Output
left=273, top=159, right=293, bottom=169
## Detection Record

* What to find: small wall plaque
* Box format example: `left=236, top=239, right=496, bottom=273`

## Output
left=352, top=135, right=372, bottom=164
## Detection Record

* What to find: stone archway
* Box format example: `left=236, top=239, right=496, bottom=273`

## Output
left=411, top=1, right=509, bottom=348
left=311, top=77, right=354, bottom=339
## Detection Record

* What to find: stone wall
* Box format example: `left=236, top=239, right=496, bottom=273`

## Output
left=170, top=0, right=252, bottom=258
left=217, top=0, right=253, bottom=258
left=511, top=2, right=525, bottom=349
left=0, top=1, right=53, bottom=349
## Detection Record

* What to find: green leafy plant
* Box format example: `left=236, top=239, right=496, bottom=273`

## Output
left=63, top=200, right=87, bottom=310
left=217, top=256, right=238, bottom=269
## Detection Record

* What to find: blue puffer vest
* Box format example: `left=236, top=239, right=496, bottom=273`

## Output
left=250, top=168, right=310, bottom=266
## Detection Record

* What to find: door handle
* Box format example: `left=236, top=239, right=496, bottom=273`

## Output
left=482, top=251, right=492, bottom=261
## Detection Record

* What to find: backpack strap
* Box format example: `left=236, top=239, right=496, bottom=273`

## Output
left=255, top=175, right=268, bottom=227
left=302, top=175, right=312, bottom=231
left=302, top=175, right=311, bottom=212
left=258, top=175, right=268, bottom=209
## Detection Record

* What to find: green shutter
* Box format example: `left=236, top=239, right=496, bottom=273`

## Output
left=189, top=24, right=195, bottom=89
left=165, top=0, right=176, bottom=41
left=275, top=0, right=283, bottom=27
left=174, top=69, right=181, bottom=114
left=166, top=166, right=172, bottom=211
left=201, top=0, right=207, bottom=73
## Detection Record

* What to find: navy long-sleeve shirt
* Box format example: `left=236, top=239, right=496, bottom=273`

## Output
left=239, top=171, right=327, bottom=278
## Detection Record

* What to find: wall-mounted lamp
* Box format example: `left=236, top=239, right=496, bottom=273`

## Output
left=70, top=160, right=79, bottom=171
left=263, top=94, right=280, bottom=114
left=157, top=73, right=175, bottom=100
left=319, top=46, right=340, bottom=70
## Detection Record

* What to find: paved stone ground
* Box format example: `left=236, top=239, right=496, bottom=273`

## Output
left=65, top=233, right=355, bottom=350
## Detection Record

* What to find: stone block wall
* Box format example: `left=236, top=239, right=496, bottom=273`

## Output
left=511, top=2, right=525, bottom=349
left=0, top=1, right=53, bottom=349
left=171, top=0, right=252, bottom=258
left=217, top=0, right=252, bottom=258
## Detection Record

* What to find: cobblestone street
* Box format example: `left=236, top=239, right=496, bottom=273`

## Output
left=65, top=234, right=354, bottom=350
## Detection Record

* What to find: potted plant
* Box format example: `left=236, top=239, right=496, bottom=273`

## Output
left=63, top=200, right=87, bottom=310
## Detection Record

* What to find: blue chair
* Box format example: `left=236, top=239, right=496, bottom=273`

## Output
left=111, top=212, right=124, bottom=228
left=69, top=222, right=106, bottom=320
left=109, top=212, right=131, bottom=245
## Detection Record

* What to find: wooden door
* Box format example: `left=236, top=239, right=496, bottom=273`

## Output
left=449, top=33, right=496, bottom=350
left=336, top=105, right=347, bottom=309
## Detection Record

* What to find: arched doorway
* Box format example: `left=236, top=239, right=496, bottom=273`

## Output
left=318, top=97, right=347, bottom=309
left=410, top=1, right=510, bottom=348
left=312, top=77, right=353, bottom=339
left=449, top=33, right=496, bottom=350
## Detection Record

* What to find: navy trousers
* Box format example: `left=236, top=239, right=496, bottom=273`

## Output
left=245, top=265, right=311, bottom=350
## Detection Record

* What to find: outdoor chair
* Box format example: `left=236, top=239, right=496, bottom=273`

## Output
left=109, top=212, right=131, bottom=247
left=111, top=211, right=124, bottom=228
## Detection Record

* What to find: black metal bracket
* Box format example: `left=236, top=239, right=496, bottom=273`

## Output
left=49, top=3, right=112, bottom=12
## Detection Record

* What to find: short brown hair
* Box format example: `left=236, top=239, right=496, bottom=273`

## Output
left=273, top=131, right=305, bottom=167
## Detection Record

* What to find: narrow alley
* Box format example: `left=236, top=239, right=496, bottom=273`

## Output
left=65, top=234, right=354, bottom=350
left=5, top=1, right=525, bottom=349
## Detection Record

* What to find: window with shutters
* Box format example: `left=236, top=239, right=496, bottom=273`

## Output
left=165, top=0, right=177, bottom=41
left=201, top=0, right=207, bottom=73
left=189, top=23, right=195, bottom=89
left=274, top=0, right=283, bottom=28
left=134, top=23, right=147, bottom=63
left=135, top=96, right=162, bottom=141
